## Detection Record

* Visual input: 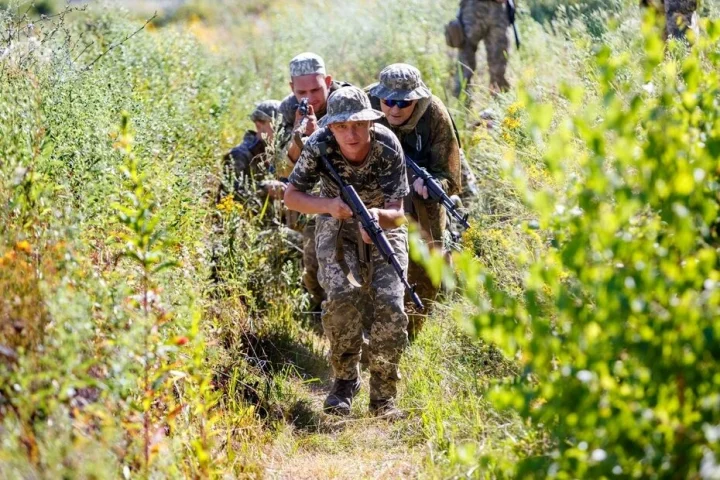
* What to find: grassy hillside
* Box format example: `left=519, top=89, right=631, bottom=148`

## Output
left=2, top=0, right=719, bottom=478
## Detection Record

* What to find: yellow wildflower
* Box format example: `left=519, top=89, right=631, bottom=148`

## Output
left=15, top=240, right=32, bottom=254
left=506, top=102, right=523, bottom=116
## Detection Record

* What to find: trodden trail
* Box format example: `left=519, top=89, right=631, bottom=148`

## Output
left=261, top=326, right=426, bottom=479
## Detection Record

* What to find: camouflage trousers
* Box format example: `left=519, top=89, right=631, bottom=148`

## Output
left=455, top=0, right=510, bottom=96
left=406, top=201, right=446, bottom=339
left=302, top=217, right=325, bottom=307
left=315, top=215, right=409, bottom=402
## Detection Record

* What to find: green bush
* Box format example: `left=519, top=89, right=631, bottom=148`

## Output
left=445, top=16, right=720, bottom=478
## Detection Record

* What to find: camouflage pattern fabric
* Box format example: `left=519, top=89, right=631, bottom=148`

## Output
left=368, top=91, right=461, bottom=334
left=288, top=52, right=326, bottom=78
left=250, top=100, right=281, bottom=123
left=288, top=122, right=409, bottom=401
left=322, top=86, right=385, bottom=125
left=278, top=80, right=350, bottom=140
left=220, top=131, right=267, bottom=200
left=277, top=82, right=352, bottom=305
left=288, top=125, right=408, bottom=209
left=315, top=216, right=409, bottom=400
left=455, top=0, right=510, bottom=95
left=301, top=217, right=325, bottom=307
left=367, top=63, right=432, bottom=101
left=641, top=0, right=698, bottom=40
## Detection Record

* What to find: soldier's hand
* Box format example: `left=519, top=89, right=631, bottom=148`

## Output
left=327, top=196, right=353, bottom=220
left=260, top=180, right=286, bottom=200
left=413, top=177, right=429, bottom=200
left=359, top=208, right=380, bottom=244
left=294, top=104, right=319, bottom=136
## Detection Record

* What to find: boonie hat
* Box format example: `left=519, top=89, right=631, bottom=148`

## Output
left=250, top=100, right=281, bottom=122
left=368, top=63, right=432, bottom=101
left=323, top=86, right=384, bottom=125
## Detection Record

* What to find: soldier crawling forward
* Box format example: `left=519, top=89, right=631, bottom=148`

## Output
left=284, top=86, right=410, bottom=419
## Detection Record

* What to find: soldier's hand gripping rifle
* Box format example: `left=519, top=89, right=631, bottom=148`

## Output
left=507, top=0, right=520, bottom=49
left=292, top=98, right=310, bottom=148
left=318, top=143, right=424, bottom=311
left=405, top=155, right=470, bottom=230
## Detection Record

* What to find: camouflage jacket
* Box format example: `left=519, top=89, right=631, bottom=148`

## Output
left=287, top=124, right=409, bottom=210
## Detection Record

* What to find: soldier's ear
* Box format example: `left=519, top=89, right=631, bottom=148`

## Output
left=289, top=80, right=295, bottom=92
left=324, top=75, right=333, bottom=88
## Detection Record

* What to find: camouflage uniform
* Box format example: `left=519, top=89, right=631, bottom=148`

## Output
left=288, top=87, right=410, bottom=403
left=368, top=64, right=462, bottom=337
left=219, top=100, right=282, bottom=202
left=455, top=0, right=511, bottom=96
left=277, top=53, right=352, bottom=308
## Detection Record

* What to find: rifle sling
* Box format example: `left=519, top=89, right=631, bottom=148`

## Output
left=335, top=220, right=373, bottom=289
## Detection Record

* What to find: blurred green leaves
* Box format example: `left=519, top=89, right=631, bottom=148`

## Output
left=441, top=13, right=720, bottom=479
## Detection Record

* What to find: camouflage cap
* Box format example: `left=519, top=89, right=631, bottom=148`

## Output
left=289, top=52, right=326, bottom=78
left=367, top=63, right=432, bottom=101
left=324, top=86, right=384, bottom=125
left=250, top=100, right=281, bottom=122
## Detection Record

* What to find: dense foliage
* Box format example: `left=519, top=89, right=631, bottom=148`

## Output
left=448, top=15, right=720, bottom=479
left=2, top=0, right=720, bottom=478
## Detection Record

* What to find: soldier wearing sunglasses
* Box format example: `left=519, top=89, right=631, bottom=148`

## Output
left=367, top=64, right=462, bottom=338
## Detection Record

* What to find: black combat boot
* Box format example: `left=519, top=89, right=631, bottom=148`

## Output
left=323, top=377, right=361, bottom=416
left=369, top=398, right=406, bottom=421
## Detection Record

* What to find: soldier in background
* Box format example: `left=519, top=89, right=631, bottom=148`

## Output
left=454, top=0, right=511, bottom=97
left=220, top=100, right=284, bottom=202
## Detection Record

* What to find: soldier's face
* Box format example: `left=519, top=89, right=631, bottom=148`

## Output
left=290, top=74, right=333, bottom=114
left=328, top=121, right=372, bottom=162
left=254, top=120, right=274, bottom=142
left=380, top=99, right=417, bottom=126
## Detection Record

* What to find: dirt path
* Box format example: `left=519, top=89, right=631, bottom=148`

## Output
left=262, top=327, right=425, bottom=479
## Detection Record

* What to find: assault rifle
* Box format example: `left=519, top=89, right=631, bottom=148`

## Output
left=292, top=97, right=310, bottom=148
left=405, top=155, right=470, bottom=230
left=318, top=143, right=424, bottom=310
left=508, top=0, right=520, bottom=49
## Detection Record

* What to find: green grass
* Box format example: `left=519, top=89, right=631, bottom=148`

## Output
left=0, top=0, right=686, bottom=477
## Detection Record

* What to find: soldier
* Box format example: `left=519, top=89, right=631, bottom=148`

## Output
left=278, top=53, right=351, bottom=312
left=641, top=0, right=698, bottom=40
left=453, top=0, right=511, bottom=96
left=284, top=86, right=410, bottom=419
left=220, top=100, right=284, bottom=202
left=367, top=64, right=462, bottom=338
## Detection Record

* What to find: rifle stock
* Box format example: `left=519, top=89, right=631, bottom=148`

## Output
left=318, top=143, right=424, bottom=310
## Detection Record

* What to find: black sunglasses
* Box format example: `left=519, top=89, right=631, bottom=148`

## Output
left=382, top=99, right=413, bottom=109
